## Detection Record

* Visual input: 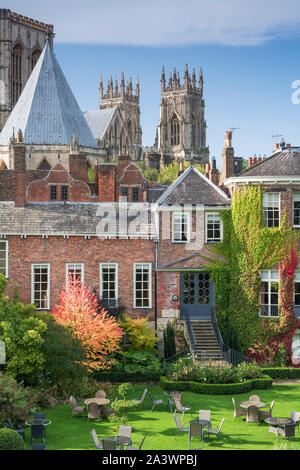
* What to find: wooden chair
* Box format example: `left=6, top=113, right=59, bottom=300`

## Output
left=232, top=397, right=246, bottom=420
left=70, top=395, right=86, bottom=418
left=259, top=400, right=275, bottom=421
left=246, top=405, right=259, bottom=424
left=87, top=401, right=100, bottom=421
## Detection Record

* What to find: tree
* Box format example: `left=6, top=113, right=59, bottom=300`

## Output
left=158, top=161, right=205, bottom=186
left=120, top=314, right=158, bottom=352
left=51, top=279, right=124, bottom=371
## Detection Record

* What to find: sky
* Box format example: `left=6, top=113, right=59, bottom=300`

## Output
left=4, top=0, right=300, bottom=168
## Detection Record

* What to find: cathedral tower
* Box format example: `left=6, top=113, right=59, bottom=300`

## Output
left=0, top=9, right=54, bottom=132
left=99, top=73, right=142, bottom=160
left=157, top=64, right=209, bottom=164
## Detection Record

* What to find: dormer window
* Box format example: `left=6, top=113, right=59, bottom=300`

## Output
left=172, top=212, right=190, bottom=243
left=263, top=193, right=280, bottom=228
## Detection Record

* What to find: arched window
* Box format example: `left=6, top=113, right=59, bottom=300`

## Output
left=12, top=44, right=24, bottom=105
left=127, top=121, right=132, bottom=142
left=31, top=49, right=41, bottom=71
left=170, top=114, right=180, bottom=145
left=114, top=121, right=118, bottom=148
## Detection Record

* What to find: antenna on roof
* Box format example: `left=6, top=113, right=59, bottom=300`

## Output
left=271, top=132, right=283, bottom=142
left=229, top=127, right=240, bottom=132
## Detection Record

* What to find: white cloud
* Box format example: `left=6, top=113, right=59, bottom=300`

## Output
left=3, top=0, right=300, bottom=46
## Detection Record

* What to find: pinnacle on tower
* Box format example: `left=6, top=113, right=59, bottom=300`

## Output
left=136, top=76, right=140, bottom=97
left=192, top=69, right=196, bottom=88
left=161, top=66, right=165, bottom=92
left=184, top=63, right=189, bottom=89
left=199, top=67, right=203, bottom=94
left=121, top=72, right=125, bottom=95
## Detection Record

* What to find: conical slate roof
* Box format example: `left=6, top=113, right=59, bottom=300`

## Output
left=0, top=40, right=98, bottom=148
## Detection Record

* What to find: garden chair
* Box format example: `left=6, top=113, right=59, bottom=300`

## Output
left=259, top=400, right=275, bottom=421
left=70, top=395, right=86, bottom=419
left=33, top=412, right=46, bottom=421
left=173, top=397, right=192, bottom=421
left=147, top=390, right=164, bottom=412
left=90, top=429, right=103, bottom=449
left=277, top=423, right=296, bottom=439
left=127, top=435, right=147, bottom=450
left=172, top=391, right=183, bottom=401
left=199, top=410, right=211, bottom=421
left=232, top=397, right=246, bottom=420
left=267, top=425, right=279, bottom=437
left=206, top=417, right=225, bottom=439
left=30, top=424, right=45, bottom=445
left=102, top=438, right=116, bottom=450
left=95, top=390, right=106, bottom=398
left=188, top=421, right=204, bottom=449
left=173, top=414, right=189, bottom=433
left=132, top=388, right=148, bottom=406
left=7, top=418, right=25, bottom=440
left=290, top=411, right=300, bottom=432
left=249, top=395, right=260, bottom=402
left=87, top=401, right=100, bottom=421
left=246, top=405, right=259, bottom=424
left=119, top=425, right=132, bottom=442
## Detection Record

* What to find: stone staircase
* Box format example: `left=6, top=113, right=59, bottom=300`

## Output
left=190, top=319, right=225, bottom=362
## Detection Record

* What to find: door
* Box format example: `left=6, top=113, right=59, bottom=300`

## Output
left=180, top=271, right=213, bottom=319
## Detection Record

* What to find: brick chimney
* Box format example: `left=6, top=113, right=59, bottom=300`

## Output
left=219, top=130, right=234, bottom=187
left=118, top=153, right=132, bottom=178
left=209, top=157, right=219, bottom=186
left=98, top=163, right=117, bottom=202
left=69, top=152, right=88, bottom=183
left=12, top=142, right=27, bottom=206
left=205, top=162, right=210, bottom=179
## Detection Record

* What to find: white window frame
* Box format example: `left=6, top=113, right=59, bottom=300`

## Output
left=66, top=263, right=84, bottom=284
left=134, top=263, right=152, bottom=309
left=31, top=263, right=50, bottom=310
left=205, top=212, right=223, bottom=244
left=0, top=240, right=8, bottom=278
left=293, top=194, right=300, bottom=228
left=259, top=270, right=279, bottom=318
left=100, top=263, right=118, bottom=300
left=172, top=211, right=190, bottom=243
left=263, top=192, right=280, bottom=228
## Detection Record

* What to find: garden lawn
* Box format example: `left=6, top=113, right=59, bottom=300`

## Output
left=23, top=383, right=300, bottom=450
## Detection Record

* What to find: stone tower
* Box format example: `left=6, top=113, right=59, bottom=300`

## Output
left=0, top=9, right=54, bottom=132
left=99, top=73, right=142, bottom=160
left=157, top=64, right=209, bottom=164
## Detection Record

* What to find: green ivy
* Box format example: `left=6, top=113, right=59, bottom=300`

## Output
left=208, top=184, right=298, bottom=355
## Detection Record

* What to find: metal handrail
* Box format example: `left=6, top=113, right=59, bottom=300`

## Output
left=163, top=349, right=190, bottom=371
left=184, top=314, right=197, bottom=358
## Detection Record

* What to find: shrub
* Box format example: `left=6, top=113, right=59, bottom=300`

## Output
left=0, top=428, right=24, bottom=450
left=0, top=372, right=36, bottom=423
left=163, top=321, right=176, bottom=359
left=120, top=314, right=158, bottom=352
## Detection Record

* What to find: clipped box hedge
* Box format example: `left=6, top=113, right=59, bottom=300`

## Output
left=262, top=367, right=300, bottom=380
left=160, top=374, right=273, bottom=395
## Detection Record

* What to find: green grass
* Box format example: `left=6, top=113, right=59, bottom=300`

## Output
left=23, top=383, right=300, bottom=450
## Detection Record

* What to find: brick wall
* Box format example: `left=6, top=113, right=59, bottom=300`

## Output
left=5, top=235, right=156, bottom=320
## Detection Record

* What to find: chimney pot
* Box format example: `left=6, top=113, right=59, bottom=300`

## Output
left=287, top=143, right=291, bottom=147
left=274, top=143, right=279, bottom=150
left=253, top=156, right=257, bottom=165
left=248, top=157, right=252, bottom=167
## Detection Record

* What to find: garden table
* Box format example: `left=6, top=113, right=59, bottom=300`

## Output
left=25, top=419, right=52, bottom=427
left=240, top=401, right=266, bottom=409
left=106, top=435, right=131, bottom=450
left=84, top=397, right=110, bottom=418
left=265, top=417, right=293, bottom=441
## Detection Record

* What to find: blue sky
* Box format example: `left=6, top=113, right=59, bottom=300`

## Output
left=5, top=0, right=300, bottom=168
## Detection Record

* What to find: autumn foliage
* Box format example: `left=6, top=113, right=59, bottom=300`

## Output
left=51, top=278, right=124, bottom=371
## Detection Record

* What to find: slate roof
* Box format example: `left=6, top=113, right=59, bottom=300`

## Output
left=84, top=108, right=117, bottom=140
left=0, top=202, right=156, bottom=238
left=0, top=40, right=98, bottom=148
left=238, top=148, right=300, bottom=177
left=157, top=166, right=230, bottom=206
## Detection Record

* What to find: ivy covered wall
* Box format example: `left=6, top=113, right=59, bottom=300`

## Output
left=208, top=184, right=300, bottom=365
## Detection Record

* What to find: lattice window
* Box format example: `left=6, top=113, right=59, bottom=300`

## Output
left=206, top=213, right=222, bottom=243
left=263, top=193, right=280, bottom=228
left=259, top=271, right=279, bottom=317
left=134, top=263, right=151, bottom=308
left=100, top=263, right=118, bottom=300
left=66, top=263, right=84, bottom=284
left=32, top=264, right=50, bottom=309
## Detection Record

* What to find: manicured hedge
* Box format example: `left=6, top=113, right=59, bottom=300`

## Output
left=160, top=374, right=273, bottom=395
left=262, top=367, right=300, bottom=379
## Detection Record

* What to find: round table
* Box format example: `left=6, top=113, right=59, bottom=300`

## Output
left=240, top=401, right=266, bottom=409
left=265, top=417, right=292, bottom=426
left=84, top=398, right=110, bottom=419
left=25, top=419, right=52, bottom=427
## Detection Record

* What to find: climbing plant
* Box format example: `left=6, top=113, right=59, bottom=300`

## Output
left=207, top=184, right=299, bottom=363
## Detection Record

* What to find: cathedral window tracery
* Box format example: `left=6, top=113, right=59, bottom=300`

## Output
left=12, top=43, right=24, bottom=105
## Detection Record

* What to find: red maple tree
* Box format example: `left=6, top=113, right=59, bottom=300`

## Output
left=51, top=278, right=124, bottom=371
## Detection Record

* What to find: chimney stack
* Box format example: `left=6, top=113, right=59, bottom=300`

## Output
left=219, top=130, right=234, bottom=187
left=98, top=163, right=117, bottom=202
left=209, top=157, right=219, bottom=186
left=248, top=157, right=253, bottom=167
